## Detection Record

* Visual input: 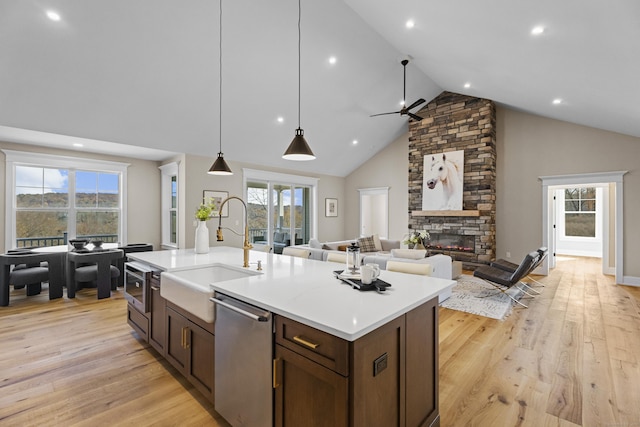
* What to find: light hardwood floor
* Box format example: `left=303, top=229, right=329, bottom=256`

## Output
left=1, top=256, right=639, bottom=426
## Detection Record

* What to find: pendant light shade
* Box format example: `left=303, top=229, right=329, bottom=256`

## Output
left=208, top=0, right=233, bottom=175
left=283, top=0, right=315, bottom=161
left=209, top=152, right=233, bottom=175
left=283, top=128, right=315, bottom=160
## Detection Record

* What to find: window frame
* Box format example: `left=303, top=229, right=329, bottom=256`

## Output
left=243, top=168, right=318, bottom=249
left=4, top=149, right=129, bottom=249
left=159, top=161, right=179, bottom=248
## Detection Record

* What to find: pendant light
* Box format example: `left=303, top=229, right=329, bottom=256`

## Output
left=283, top=0, right=315, bottom=161
left=208, top=0, right=233, bottom=175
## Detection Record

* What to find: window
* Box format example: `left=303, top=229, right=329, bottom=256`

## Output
left=4, top=150, right=128, bottom=249
left=159, top=162, right=179, bottom=248
left=564, top=187, right=596, bottom=237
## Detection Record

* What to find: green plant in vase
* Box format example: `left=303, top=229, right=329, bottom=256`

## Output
left=195, top=198, right=217, bottom=221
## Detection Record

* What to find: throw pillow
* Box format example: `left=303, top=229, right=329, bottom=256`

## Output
left=357, top=235, right=377, bottom=253
left=391, top=248, right=427, bottom=260
left=337, top=244, right=349, bottom=252
left=372, top=234, right=383, bottom=251
left=309, top=238, right=322, bottom=249
left=322, top=244, right=333, bottom=250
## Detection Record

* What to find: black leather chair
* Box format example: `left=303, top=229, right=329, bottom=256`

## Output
left=473, top=251, right=540, bottom=308
left=67, top=249, right=124, bottom=299
left=114, top=243, right=154, bottom=288
left=1, top=251, right=65, bottom=306
left=491, top=247, right=548, bottom=288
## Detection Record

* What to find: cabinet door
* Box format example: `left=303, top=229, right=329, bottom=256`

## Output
left=165, top=307, right=189, bottom=373
left=185, top=320, right=215, bottom=403
left=274, top=345, right=348, bottom=427
left=148, top=280, right=166, bottom=355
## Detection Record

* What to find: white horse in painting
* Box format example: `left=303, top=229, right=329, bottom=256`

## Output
left=424, top=153, right=463, bottom=210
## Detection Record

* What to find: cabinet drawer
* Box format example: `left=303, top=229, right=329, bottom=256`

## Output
left=127, top=303, right=149, bottom=341
left=275, top=315, right=349, bottom=376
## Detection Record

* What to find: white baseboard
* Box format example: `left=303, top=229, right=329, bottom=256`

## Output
left=622, top=276, right=640, bottom=287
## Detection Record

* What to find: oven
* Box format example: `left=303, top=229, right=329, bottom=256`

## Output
left=124, top=261, right=158, bottom=313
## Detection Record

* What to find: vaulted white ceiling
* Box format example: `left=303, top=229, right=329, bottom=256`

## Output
left=1, top=1, right=638, bottom=176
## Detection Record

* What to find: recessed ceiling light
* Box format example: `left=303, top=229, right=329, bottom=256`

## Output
left=46, top=10, right=61, bottom=21
left=531, top=26, right=545, bottom=35
left=277, top=116, right=284, bottom=123
left=405, top=19, right=415, bottom=29
left=73, top=143, right=83, bottom=147
left=352, top=140, right=358, bottom=145
left=552, top=98, right=562, bottom=105
left=328, top=56, right=337, bottom=65
left=464, top=82, right=471, bottom=89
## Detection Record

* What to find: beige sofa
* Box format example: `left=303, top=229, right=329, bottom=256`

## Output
left=290, top=237, right=400, bottom=262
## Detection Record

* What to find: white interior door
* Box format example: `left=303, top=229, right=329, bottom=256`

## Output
left=359, top=187, right=389, bottom=238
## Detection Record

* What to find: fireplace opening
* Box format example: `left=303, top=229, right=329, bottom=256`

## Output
left=426, top=233, right=475, bottom=253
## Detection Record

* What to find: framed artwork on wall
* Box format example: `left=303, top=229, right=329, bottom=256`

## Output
left=325, top=198, right=338, bottom=217
left=422, top=150, right=464, bottom=210
left=203, top=190, right=229, bottom=217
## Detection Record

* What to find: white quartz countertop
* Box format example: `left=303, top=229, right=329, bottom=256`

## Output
left=128, top=247, right=455, bottom=341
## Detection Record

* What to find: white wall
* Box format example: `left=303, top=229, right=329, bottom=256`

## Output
left=180, top=154, right=346, bottom=250
left=495, top=107, right=640, bottom=277
left=345, top=133, right=409, bottom=241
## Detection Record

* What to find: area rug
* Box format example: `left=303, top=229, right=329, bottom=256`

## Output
left=439, top=274, right=524, bottom=320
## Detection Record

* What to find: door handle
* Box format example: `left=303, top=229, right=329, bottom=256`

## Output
left=273, top=358, right=280, bottom=388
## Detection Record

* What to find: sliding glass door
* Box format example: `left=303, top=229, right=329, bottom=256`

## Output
left=247, top=180, right=312, bottom=254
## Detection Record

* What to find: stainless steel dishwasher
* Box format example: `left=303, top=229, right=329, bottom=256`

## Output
left=211, top=292, right=272, bottom=427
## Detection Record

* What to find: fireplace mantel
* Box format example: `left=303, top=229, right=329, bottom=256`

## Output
left=412, top=210, right=480, bottom=217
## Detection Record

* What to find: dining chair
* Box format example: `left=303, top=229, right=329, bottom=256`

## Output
left=386, top=260, right=433, bottom=276
left=281, top=247, right=311, bottom=259
left=1, top=251, right=65, bottom=306
left=67, top=249, right=124, bottom=299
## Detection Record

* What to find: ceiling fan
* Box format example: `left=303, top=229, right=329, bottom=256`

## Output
left=370, top=59, right=425, bottom=121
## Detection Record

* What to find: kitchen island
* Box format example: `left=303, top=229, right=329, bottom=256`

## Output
left=126, top=247, right=455, bottom=427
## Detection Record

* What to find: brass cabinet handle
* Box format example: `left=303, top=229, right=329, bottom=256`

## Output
left=151, top=286, right=160, bottom=291
left=181, top=327, right=185, bottom=348
left=293, top=335, right=319, bottom=349
left=184, top=328, right=190, bottom=349
left=273, top=358, right=280, bottom=388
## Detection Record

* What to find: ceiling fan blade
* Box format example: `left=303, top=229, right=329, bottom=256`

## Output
left=408, top=112, right=423, bottom=121
left=370, top=111, right=401, bottom=117
left=406, top=98, right=426, bottom=111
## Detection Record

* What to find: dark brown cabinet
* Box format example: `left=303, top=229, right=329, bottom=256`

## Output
left=166, top=303, right=215, bottom=404
left=274, top=296, right=439, bottom=427
left=148, top=272, right=165, bottom=355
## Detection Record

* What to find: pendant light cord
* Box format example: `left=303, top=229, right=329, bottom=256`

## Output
left=219, top=0, right=223, bottom=154
left=297, top=0, right=301, bottom=129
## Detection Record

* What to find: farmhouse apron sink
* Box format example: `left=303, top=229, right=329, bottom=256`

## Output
left=161, top=264, right=261, bottom=322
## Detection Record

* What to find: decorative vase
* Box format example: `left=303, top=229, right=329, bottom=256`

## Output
left=415, top=242, right=425, bottom=250
left=195, top=220, right=209, bottom=254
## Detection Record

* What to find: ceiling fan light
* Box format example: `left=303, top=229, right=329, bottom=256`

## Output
left=208, top=152, right=233, bottom=175
left=283, top=128, right=315, bottom=161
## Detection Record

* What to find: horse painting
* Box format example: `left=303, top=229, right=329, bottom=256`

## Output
left=422, top=151, right=464, bottom=210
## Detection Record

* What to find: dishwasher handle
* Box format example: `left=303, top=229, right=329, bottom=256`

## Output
left=210, top=297, right=269, bottom=322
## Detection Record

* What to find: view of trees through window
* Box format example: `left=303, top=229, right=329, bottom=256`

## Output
left=564, top=187, right=596, bottom=237
left=247, top=181, right=309, bottom=246
left=15, top=166, right=120, bottom=247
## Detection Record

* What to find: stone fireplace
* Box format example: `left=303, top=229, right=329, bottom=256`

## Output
left=408, top=92, right=496, bottom=268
